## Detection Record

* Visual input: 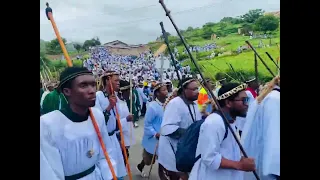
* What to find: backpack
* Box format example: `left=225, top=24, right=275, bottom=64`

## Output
left=175, top=111, right=229, bottom=173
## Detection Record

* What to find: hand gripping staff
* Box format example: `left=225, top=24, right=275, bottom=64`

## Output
left=45, top=4, right=118, bottom=180
left=158, top=1, right=260, bottom=179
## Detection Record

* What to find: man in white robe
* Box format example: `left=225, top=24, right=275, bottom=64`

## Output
left=189, top=83, right=256, bottom=180
left=40, top=67, right=117, bottom=180
left=235, top=76, right=260, bottom=136
left=241, top=77, right=280, bottom=180
left=158, top=78, right=202, bottom=180
left=117, top=80, right=136, bottom=154
left=94, top=71, right=128, bottom=179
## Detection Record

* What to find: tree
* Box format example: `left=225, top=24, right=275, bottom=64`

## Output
left=73, top=43, right=82, bottom=53
left=254, top=15, right=279, bottom=33
left=241, top=9, right=264, bottom=23
left=202, top=28, right=214, bottom=39
left=202, top=22, right=216, bottom=29
left=160, top=32, right=171, bottom=39
left=92, top=37, right=101, bottom=46
left=82, top=37, right=102, bottom=50
left=241, top=23, right=254, bottom=35
left=220, top=17, right=243, bottom=24
left=219, top=22, right=227, bottom=29
left=186, top=26, right=194, bottom=31
left=46, top=38, right=67, bottom=55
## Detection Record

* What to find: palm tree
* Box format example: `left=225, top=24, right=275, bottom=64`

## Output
left=40, top=52, right=51, bottom=71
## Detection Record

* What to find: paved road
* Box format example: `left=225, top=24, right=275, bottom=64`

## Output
left=124, top=118, right=160, bottom=180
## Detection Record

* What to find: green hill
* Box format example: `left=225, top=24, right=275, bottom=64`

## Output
left=149, top=9, right=280, bottom=82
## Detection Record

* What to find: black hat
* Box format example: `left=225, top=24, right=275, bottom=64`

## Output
left=58, top=67, right=92, bottom=91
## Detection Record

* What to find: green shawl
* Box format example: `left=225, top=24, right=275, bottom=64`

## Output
left=42, top=89, right=68, bottom=114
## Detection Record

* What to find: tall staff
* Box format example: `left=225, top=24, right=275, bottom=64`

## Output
left=45, top=3, right=117, bottom=180
left=129, top=73, right=134, bottom=148
left=254, top=54, right=259, bottom=96
left=245, top=41, right=275, bottom=77
left=158, top=1, right=260, bottom=179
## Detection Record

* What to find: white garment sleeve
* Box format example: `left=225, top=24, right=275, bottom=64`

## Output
left=40, top=120, right=64, bottom=180
left=161, top=100, right=181, bottom=135
left=92, top=109, right=117, bottom=180
left=198, top=115, right=225, bottom=170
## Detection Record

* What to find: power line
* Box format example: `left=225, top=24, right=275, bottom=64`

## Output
left=61, top=3, right=219, bottom=32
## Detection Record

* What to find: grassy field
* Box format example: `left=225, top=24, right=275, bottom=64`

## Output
left=179, top=32, right=280, bottom=81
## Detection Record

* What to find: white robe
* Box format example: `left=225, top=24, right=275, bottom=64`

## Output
left=40, top=108, right=116, bottom=180
left=158, top=97, right=202, bottom=172
left=118, top=99, right=136, bottom=147
left=241, top=88, right=280, bottom=180
left=189, top=113, right=243, bottom=180
left=94, top=91, right=127, bottom=178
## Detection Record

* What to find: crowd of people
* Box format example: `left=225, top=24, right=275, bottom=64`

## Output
left=40, top=46, right=280, bottom=180
left=82, top=47, right=192, bottom=83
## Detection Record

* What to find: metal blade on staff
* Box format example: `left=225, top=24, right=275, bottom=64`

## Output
left=158, top=0, right=260, bottom=179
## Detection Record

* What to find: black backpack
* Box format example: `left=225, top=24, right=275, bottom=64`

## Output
left=175, top=111, right=229, bottom=172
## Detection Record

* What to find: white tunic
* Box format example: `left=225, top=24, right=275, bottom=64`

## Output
left=118, top=99, right=136, bottom=147
left=94, top=91, right=127, bottom=178
left=189, top=113, right=243, bottom=180
left=241, top=88, right=280, bottom=180
left=158, top=97, right=202, bottom=172
left=40, top=108, right=116, bottom=180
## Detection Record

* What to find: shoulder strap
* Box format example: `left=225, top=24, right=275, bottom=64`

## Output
left=213, top=111, right=228, bottom=140
left=273, top=88, right=280, bottom=92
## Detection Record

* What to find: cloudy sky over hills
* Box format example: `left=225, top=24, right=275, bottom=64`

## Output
left=40, top=0, right=280, bottom=44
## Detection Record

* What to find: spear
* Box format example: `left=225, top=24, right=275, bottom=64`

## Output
left=45, top=3, right=118, bottom=180
left=245, top=41, right=275, bottom=77
left=157, top=5, right=260, bottom=178
left=254, top=54, right=259, bottom=96
left=265, top=52, right=280, bottom=71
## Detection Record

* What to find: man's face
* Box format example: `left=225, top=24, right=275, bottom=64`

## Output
left=106, top=75, right=120, bottom=92
left=228, top=91, right=249, bottom=117
left=184, top=81, right=199, bottom=101
left=205, top=81, right=214, bottom=90
left=64, top=75, right=96, bottom=108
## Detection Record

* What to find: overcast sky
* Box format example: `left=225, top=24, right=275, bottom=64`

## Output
left=40, top=0, right=280, bottom=44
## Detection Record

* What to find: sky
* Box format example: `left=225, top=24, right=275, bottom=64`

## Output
left=40, top=0, right=280, bottom=45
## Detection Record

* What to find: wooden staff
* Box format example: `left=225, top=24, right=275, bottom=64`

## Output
left=158, top=8, right=260, bottom=178
left=254, top=54, right=259, bottom=96
left=108, top=81, right=133, bottom=180
left=45, top=4, right=117, bottom=180
left=148, top=141, right=159, bottom=180
left=129, top=73, right=134, bottom=148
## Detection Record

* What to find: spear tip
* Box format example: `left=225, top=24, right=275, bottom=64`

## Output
left=45, top=2, right=53, bottom=20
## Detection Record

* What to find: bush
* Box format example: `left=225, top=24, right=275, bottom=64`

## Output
left=196, top=51, right=212, bottom=59
left=177, top=54, right=189, bottom=61
left=222, top=69, right=272, bottom=83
